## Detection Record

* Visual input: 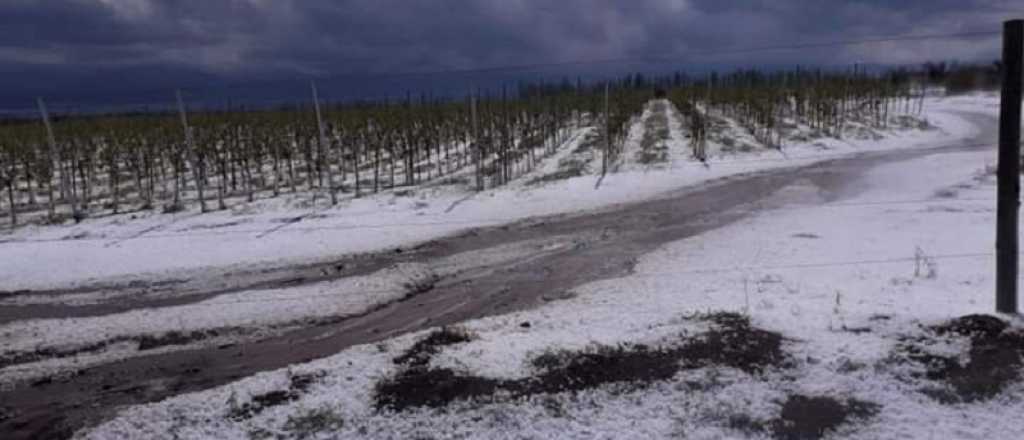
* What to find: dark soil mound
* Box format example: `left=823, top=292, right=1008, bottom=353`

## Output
left=228, top=371, right=324, bottom=421
left=529, top=344, right=680, bottom=394
left=679, top=312, right=787, bottom=373
left=770, top=395, right=880, bottom=440
left=374, top=368, right=506, bottom=410
left=932, top=314, right=1008, bottom=339
left=375, top=313, right=790, bottom=411
left=897, top=314, right=1024, bottom=403
left=393, top=327, right=474, bottom=368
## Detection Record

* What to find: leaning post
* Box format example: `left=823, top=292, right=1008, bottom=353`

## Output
left=996, top=19, right=1023, bottom=314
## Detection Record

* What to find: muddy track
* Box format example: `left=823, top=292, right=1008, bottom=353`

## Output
left=0, top=248, right=414, bottom=323
left=0, top=113, right=996, bottom=440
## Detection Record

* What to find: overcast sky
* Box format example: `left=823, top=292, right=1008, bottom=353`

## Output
left=0, top=0, right=1019, bottom=110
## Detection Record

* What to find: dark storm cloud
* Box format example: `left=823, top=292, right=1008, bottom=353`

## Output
left=0, top=0, right=1018, bottom=107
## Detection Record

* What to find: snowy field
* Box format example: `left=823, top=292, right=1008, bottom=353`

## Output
left=0, top=94, right=983, bottom=382
left=0, top=94, right=1001, bottom=384
left=0, top=96, right=978, bottom=291
left=69, top=95, right=1024, bottom=439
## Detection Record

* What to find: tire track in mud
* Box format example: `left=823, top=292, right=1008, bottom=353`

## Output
left=0, top=250, right=404, bottom=323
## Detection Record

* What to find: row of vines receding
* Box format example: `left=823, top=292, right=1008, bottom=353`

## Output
left=0, top=67, right=923, bottom=229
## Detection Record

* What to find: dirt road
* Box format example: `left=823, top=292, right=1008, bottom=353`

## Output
left=0, top=113, right=996, bottom=439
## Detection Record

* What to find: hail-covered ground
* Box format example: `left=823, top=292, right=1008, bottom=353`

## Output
left=0, top=96, right=971, bottom=291
left=3, top=92, right=1022, bottom=439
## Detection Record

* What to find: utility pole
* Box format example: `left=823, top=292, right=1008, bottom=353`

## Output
left=311, top=81, right=337, bottom=205
left=997, top=19, right=1023, bottom=314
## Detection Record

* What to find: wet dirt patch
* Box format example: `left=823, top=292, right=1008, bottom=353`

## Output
left=932, top=314, right=1008, bottom=339
left=393, top=326, right=475, bottom=368
left=374, top=368, right=506, bottom=411
left=529, top=343, right=682, bottom=395
left=137, top=329, right=224, bottom=351
left=892, top=314, right=1024, bottom=403
left=227, top=371, right=324, bottom=421
left=770, top=395, right=880, bottom=440
left=374, top=312, right=789, bottom=411
left=715, top=394, right=880, bottom=440
left=677, top=312, right=789, bottom=374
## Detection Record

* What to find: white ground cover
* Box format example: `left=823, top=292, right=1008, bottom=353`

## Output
left=0, top=96, right=979, bottom=291
left=0, top=92, right=997, bottom=407
left=76, top=94, right=1024, bottom=439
